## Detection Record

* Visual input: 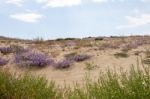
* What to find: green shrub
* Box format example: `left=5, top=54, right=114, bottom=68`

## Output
left=0, top=70, right=61, bottom=99
left=0, top=61, right=150, bottom=99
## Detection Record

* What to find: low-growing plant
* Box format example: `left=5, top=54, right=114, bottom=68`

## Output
left=85, top=62, right=98, bottom=70
left=0, top=58, right=8, bottom=66
left=145, top=49, right=150, bottom=58
left=10, top=45, right=29, bottom=54
left=0, top=58, right=150, bottom=99
left=74, top=54, right=91, bottom=62
left=68, top=54, right=91, bottom=62
left=15, top=51, right=54, bottom=68
left=134, top=51, right=141, bottom=56
left=114, top=52, right=129, bottom=58
left=54, top=59, right=73, bottom=69
left=64, top=52, right=77, bottom=59
left=142, top=58, right=150, bottom=65
left=94, top=37, right=104, bottom=41
left=0, top=46, right=13, bottom=55
left=0, top=70, right=61, bottom=99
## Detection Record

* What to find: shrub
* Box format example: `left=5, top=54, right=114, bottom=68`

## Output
left=10, top=45, right=29, bottom=54
left=0, top=46, right=13, bottom=55
left=54, top=59, right=73, bottom=69
left=64, top=52, right=77, bottom=59
left=142, top=58, right=150, bottom=65
left=94, top=37, right=104, bottom=41
left=64, top=38, right=76, bottom=40
left=15, top=51, right=54, bottom=68
left=72, top=54, right=91, bottom=62
left=0, top=70, right=60, bottom=99
left=0, top=58, right=8, bottom=66
left=114, top=52, right=129, bottom=58
left=85, top=62, right=98, bottom=70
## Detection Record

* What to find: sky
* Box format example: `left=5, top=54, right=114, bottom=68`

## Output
left=0, top=0, right=150, bottom=40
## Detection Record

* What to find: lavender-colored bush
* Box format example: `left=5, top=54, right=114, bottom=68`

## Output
left=0, top=58, right=8, bottom=66
left=0, top=46, right=13, bottom=55
left=10, top=45, right=29, bottom=54
left=15, top=51, right=54, bottom=68
left=73, top=54, right=91, bottom=62
left=54, top=59, right=73, bottom=69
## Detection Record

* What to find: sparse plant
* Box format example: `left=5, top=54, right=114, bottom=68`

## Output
left=10, top=45, right=29, bottom=54
left=134, top=51, right=141, bottom=56
left=142, top=58, right=150, bottom=65
left=145, top=49, right=150, bottom=58
left=33, top=37, right=44, bottom=44
left=94, top=37, right=104, bottom=41
left=64, top=52, right=77, bottom=59
left=114, top=51, right=129, bottom=58
left=0, top=46, right=13, bottom=55
left=71, top=54, right=91, bottom=62
left=0, top=58, right=8, bottom=66
left=54, top=59, right=73, bottom=69
left=85, top=62, right=98, bottom=70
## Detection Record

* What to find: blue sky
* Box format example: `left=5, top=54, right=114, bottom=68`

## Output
left=0, top=0, right=150, bottom=39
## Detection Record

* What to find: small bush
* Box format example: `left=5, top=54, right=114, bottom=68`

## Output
left=85, top=62, right=98, bottom=70
left=0, top=46, right=13, bottom=55
left=10, top=45, right=29, bottom=54
left=0, top=58, right=8, bottom=66
left=114, top=52, right=129, bottom=58
left=54, top=59, right=73, bottom=69
left=142, top=58, right=150, bottom=65
left=94, top=37, right=104, bottom=41
left=72, top=54, right=91, bottom=62
left=64, top=52, right=77, bottom=59
left=15, top=51, right=54, bottom=68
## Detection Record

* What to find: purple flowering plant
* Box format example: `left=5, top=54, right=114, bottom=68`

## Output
left=15, top=51, right=54, bottom=68
left=0, top=58, right=8, bottom=66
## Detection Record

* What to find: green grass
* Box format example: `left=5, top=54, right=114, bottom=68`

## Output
left=0, top=62, right=150, bottom=99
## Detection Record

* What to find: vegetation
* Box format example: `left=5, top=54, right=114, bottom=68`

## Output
left=114, top=52, right=129, bottom=58
left=85, top=62, right=98, bottom=70
left=0, top=63, right=149, bottom=99
left=0, top=70, right=60, bottom=99
left=0, top=58, right=8, bottom=66
left=54, top=59, right=73, bottom=69
left=15, top=51, right=54, bottom=68
left=0, top=46, right=14, bottom=55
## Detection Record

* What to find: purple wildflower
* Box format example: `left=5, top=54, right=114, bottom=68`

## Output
left=54, top=59, right=73, bottom=69
left=0, top=46, right=13, bottom=55
left=15, top=51, right=54, bottom=68
left=0, top=58, right=8, bottom=66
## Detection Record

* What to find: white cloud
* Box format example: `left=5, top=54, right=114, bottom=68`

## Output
left=5, top=0, right=24, bottom=6
left=92, top=0, right=108, bottom=3
left=93, top=0, right=125, bottom=3
left=10, top=12, right=44, bottom=23
left=36, top=0, right=81, bottom=8
left=141, top=0, right=150, bottom=2
left=117, top=14, right=150, bottom=29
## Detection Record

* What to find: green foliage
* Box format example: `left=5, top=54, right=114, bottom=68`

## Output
left=0, top=63, right=150, bottom=99
left=0, top=70, right=61, bottom=99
